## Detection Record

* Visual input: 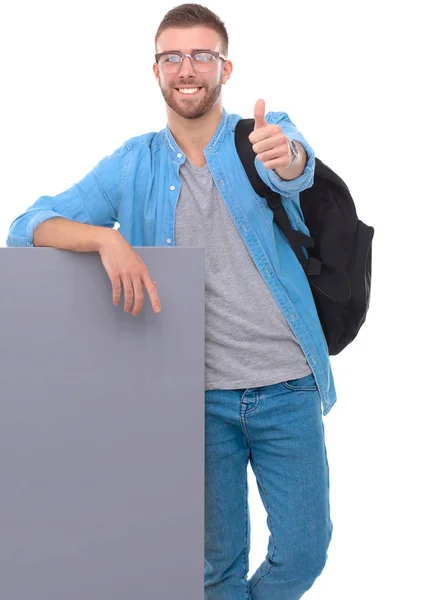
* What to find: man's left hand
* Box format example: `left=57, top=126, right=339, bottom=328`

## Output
left=248, top=99, right=292, bottom=171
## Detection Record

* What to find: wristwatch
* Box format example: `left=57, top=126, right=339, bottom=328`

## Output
left=287, top=138, right=301, bottom=167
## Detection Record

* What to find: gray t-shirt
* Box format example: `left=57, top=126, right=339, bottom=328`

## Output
left=175, top=158, right=311, bottom=390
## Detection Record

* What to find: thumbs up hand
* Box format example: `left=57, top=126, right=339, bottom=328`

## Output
left=248, top=99, right=293, bottom=170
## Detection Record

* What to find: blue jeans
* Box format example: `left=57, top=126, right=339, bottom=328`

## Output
left=204, top=372, right=333, bottom=599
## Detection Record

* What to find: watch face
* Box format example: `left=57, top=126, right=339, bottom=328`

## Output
left=290, top=139, right=299, bottom=157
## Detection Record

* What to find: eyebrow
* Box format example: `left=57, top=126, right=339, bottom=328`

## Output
left=161, top=48, right=214, bottom=54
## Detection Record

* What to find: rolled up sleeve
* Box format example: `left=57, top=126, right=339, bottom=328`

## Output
left=254, top=111, right=315, bottom=197
left=6, top=142, right=130, bottom=247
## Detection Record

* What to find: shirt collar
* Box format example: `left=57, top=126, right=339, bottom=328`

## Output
left=164, top=108, right=229, bottom=163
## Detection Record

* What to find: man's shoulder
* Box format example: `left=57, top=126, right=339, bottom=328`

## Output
left=119, top=127, right=165, bottom=152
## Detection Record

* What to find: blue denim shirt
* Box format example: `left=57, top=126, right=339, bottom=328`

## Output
left=6, top=108, right=337, bottom=415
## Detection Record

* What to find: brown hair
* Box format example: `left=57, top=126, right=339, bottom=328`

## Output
left=155, top=3, right=229, bottom=55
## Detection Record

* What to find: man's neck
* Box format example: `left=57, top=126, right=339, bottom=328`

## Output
left=167, top=102, right=223, bottom=162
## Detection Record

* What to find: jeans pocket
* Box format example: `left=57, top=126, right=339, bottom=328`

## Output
left=281, top=372, right=317, bottom=392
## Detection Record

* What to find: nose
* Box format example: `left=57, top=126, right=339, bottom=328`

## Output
left=178, top=54, right=196, bottom=77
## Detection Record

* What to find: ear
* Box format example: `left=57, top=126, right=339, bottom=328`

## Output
left=221, top=59, right=233, bottom=85
left=153, top=62, right=160, bottom=83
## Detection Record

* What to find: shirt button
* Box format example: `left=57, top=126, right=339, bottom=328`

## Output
left=177, top=153, right=182, bottom=158
left=166, top=238, right=172, bottom=244
left=170, top=185, right=175, bottom=191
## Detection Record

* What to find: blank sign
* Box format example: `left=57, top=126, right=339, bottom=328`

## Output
left=0, top=246, right=205, bottom=599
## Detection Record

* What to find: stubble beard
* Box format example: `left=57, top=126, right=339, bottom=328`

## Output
left=161, top=81, right=222, bottom=120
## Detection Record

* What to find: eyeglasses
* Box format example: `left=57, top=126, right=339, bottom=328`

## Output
left=155, top=50, right=227, bottom=73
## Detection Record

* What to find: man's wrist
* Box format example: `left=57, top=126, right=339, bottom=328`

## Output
left=95, top=226, right=121, bottom=253
left=274, top=139, right=307, bottom=180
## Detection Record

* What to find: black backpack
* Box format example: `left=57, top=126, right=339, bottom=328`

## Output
left=235, top=118, right=374, bottom=356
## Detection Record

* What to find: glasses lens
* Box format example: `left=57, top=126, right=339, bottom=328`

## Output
left=192, top=52, right=215, bottom=72
left=158, top=52, right=216, bottom=73
left=160, top=54, right=182, bottom=73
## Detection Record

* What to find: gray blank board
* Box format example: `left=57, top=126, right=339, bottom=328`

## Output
left=0, top=246, right=205, bottom=600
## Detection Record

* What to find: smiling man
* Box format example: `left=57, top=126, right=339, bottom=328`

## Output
left=155, top=35, right=226, bottom=121
left=6, top=3, right=335, bottom=599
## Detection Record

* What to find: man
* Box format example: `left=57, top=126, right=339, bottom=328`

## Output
left=6, top=3, right=336, bottom=598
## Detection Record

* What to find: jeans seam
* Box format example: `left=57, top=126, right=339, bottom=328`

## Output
left=281, top=383, right=318, bottom=392
left=244, top=462, right=251, bottom=599
left=248, top=456, right=276, bottom=593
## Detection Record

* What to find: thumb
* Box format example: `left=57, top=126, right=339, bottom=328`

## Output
left=254, top=99, right=267, bottom=130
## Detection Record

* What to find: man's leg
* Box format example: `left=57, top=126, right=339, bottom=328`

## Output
left=245, top=373, right=333, bottom=600
left=204, top=388, right=252, bottom=600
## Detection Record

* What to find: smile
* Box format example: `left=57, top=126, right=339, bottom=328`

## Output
left=175, top=87, right=202, bottom=95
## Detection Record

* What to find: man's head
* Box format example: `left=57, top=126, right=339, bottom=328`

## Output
left=153, top=4, right=232, bottom=119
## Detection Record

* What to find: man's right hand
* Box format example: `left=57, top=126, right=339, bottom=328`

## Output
left=99, top=230, right=161, bottom=316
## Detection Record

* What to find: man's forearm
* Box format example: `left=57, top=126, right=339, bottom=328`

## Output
left=274, top=141, right=307, bottom=181
left=33, top=217, right=116, bottom=252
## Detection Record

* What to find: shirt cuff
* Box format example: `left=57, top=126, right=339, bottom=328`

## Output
left=25, top=210, right=67, bottom=247
left=254, top=111, right=315, bottom=197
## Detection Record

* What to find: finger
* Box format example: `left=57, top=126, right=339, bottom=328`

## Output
left=257, top=147, right=286, bottom=164
left=262, top=156, right=291, bottom=170
left=143, top=272, right=161, bottom=313
left=111, top=276, right=122, bottom=306
left=131, top=278, right=145, bottom=316
left=254, top=99, right=267, bottom=130
left=121, top=275, right=134, bottom=312
left=248, top=123, right=281, bottom=145
left=252, top=132, right=286, bottom=154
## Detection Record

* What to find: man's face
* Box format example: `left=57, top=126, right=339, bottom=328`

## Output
left=154, top=26, right=230, bottom=120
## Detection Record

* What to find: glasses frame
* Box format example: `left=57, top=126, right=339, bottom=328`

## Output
left=154, top=49, right=227, bottom=73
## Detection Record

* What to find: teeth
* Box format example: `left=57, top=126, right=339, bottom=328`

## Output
left=178, top=88, right=200, bottom=94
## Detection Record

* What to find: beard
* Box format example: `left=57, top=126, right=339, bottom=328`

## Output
left=160, top=80, right=222, bottom=120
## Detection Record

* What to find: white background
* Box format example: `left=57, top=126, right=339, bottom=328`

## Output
left=1, top=1, right=447, bottom=598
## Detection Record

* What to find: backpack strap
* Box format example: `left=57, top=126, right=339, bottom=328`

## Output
left=234, top=118, right=321, bottom=276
